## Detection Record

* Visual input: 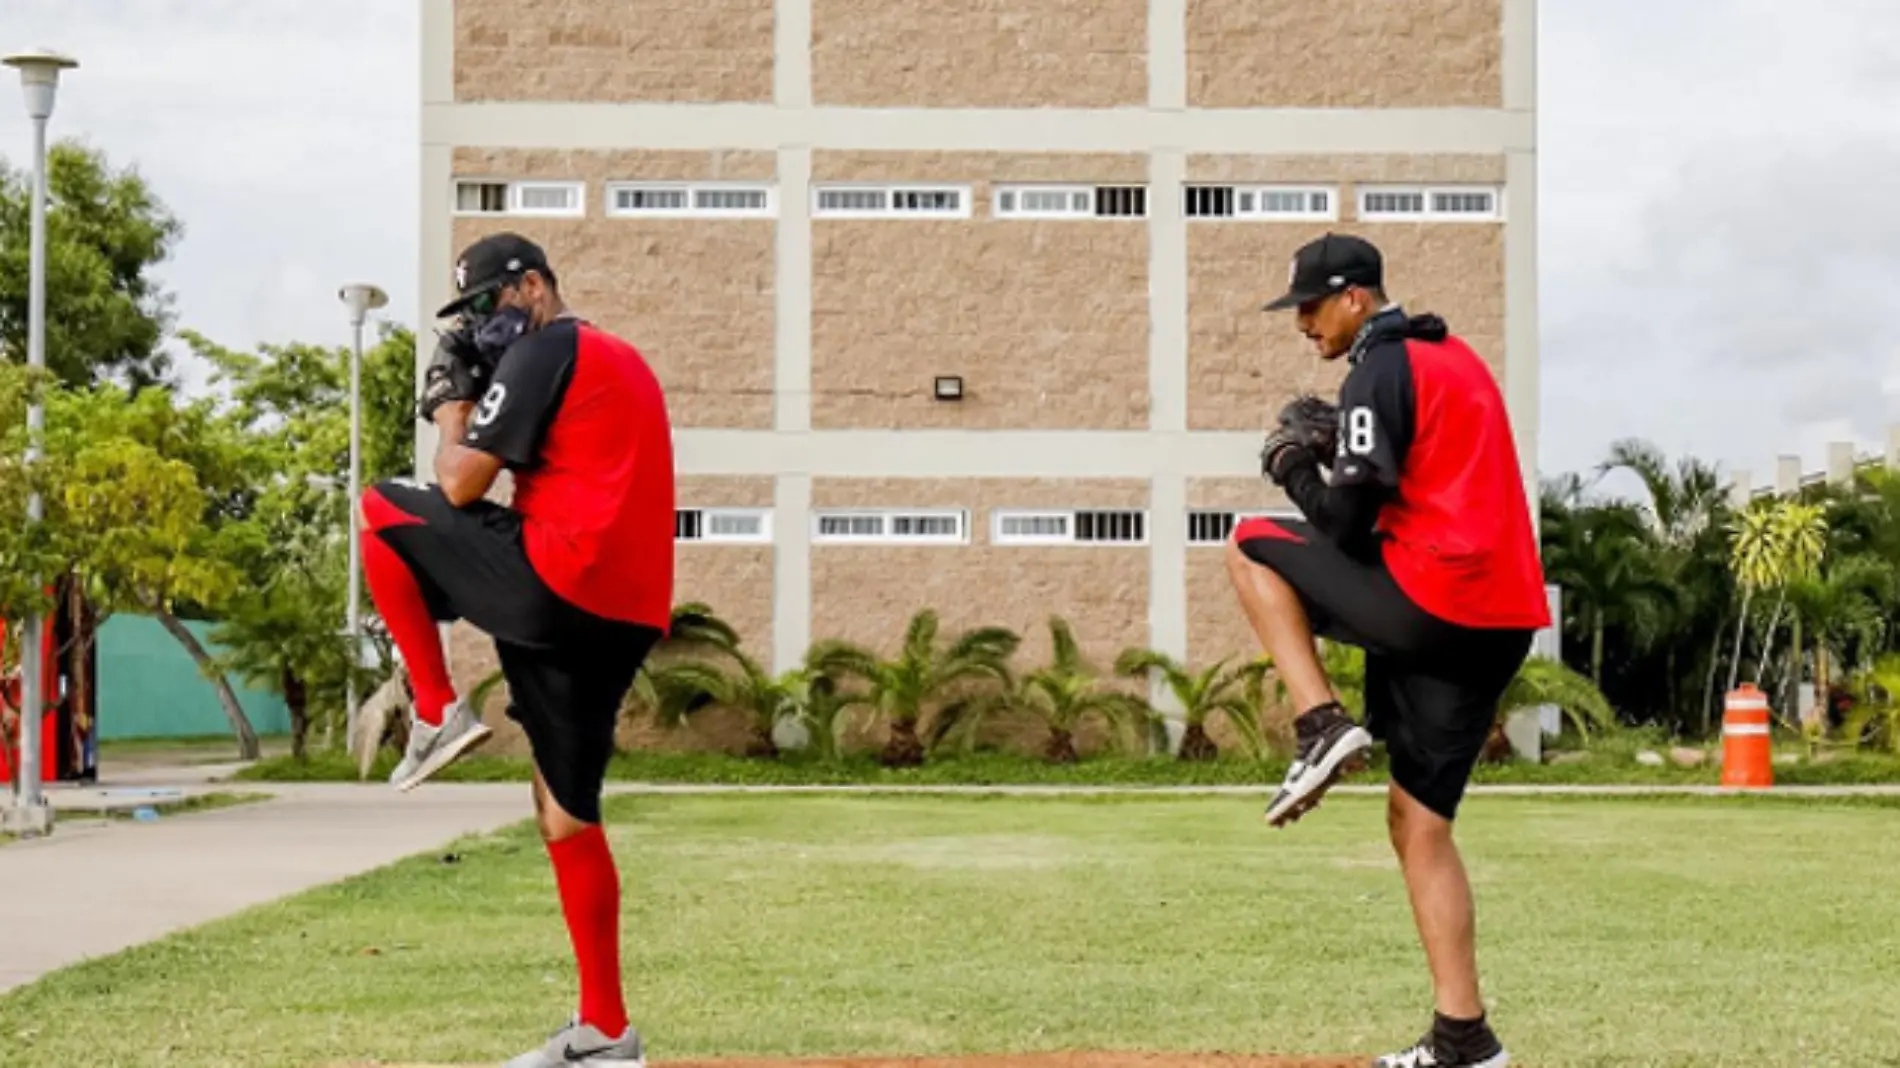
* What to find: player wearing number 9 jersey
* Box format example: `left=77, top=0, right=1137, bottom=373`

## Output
left=1229, top=233, right=1548, bottom=1068
left=356, top=232, right=673, bottom=1067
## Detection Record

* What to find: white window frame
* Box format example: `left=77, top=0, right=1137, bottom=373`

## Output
left=811, top=184, right=974, bottom=220
left=811, top=509, right=969, bottom=545
left=991, top=510, right=1077, bottom=545
left=605, top=181, right=777, bottom=220
left=991, top=184, right=1149, bottom=220
left=676, top=507, right=774, bottom=545
left=992, top=509, right=1149, bottom=547
left=1235, top=185, right=1338, bottom=221
left=1186, top=508, right=1301, bottom=546
left=993, top=184, right=1096, bottom=219
left=452, top=178, right=586, bottom=218
left=1357, top=184, right=1505, bottom=222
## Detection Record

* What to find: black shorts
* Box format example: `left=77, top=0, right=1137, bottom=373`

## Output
left=365, top=480, right=661, bottom=824
left=1234, top=518, right=1533, bottom=820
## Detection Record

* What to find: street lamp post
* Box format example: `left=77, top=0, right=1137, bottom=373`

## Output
left=337, top=284, right=387, bottom=754
left=3, top=49, right=77, bottom=838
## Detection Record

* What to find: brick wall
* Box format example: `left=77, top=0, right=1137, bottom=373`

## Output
left=812, top=0, right=1148, bottom=107
left=454, top=0, right=775, bottom=103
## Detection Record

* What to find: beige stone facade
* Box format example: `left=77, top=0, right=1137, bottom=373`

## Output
left=453, top=0, right=775, bottom=103
left=811, top=0, right=1149, bottom=108
left=1186, top=0, right=1503, bottom=109
left=427, top=0, right=1537, bottom=755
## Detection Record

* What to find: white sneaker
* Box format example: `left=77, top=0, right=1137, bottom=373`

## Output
left=388, top=698, right=492, bottom=791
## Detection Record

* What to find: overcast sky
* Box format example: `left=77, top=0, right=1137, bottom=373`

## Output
left=4, top=0, right=1899, bottom=493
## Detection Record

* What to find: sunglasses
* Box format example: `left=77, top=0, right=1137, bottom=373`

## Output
left=461, top=272, right=525, bottom=319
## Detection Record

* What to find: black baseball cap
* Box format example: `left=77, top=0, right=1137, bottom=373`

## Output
left=436, top=232, right=553, bottom=318
left=1260, top=232, right=1384, bottom=311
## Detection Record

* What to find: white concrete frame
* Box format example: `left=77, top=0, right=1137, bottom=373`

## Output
left=419, top=0, right=1540, bottom=686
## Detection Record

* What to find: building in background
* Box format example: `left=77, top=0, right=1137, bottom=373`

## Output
left=419, top=0, right=1538, bottom=713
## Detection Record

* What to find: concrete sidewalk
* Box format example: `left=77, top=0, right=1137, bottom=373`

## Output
left=0, top=782, right=534, bottom=993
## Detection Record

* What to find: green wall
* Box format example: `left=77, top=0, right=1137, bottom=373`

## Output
left=98, top=615, right=291, bottom=740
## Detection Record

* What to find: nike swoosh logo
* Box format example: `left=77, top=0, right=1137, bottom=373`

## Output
left=563, top=1045, right=616, bottom=1062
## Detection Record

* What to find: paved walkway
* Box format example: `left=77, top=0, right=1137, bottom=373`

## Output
left=0, top=781, right=534, bottom=993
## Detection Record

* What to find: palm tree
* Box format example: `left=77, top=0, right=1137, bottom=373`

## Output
left=1597, top=438, right=1729, bottom=548
left=1498, top=656, right=1618, bottom=742
left=1845, top=654, right=1900, bottom=753
left=1540, top=500, right=1676, bottom=685
left=975, top=617, right=1152, bottom=764
left=1786, top=553, right=1894, bottom=731
left=807, top=609, right=1019, bottom=767
left=1727, top=504, right=1782, bottom=693
left=1113, top=647, right=1270, bottom=761
left=1596, top=439, right=1736, bottom=730
left=646, top=647, right=808, bottom=758
left=621, top=602, right=743, bottom=716
left=1751, top=501, right=1829, bottom=690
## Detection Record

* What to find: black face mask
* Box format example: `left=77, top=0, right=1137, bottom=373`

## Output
left=468, top=304, right=531, bottom=358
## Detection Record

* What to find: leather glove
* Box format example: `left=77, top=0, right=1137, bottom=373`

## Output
left=416, top=324, right=490, bottom=423
left=1274, top=393, right=1341, bottom=461
left=1259, top=428, right=1315, bottom=486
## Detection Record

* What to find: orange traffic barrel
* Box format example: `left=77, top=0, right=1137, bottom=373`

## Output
left=1720, top=684, right=1774, bottom=788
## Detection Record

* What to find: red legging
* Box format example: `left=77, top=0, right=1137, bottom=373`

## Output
left=359, top=488, right=456, bottom=726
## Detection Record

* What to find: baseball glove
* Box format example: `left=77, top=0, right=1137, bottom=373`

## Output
left=1258, top=394, right=1339, bottom=486
left=416, top=324, right=492, bottom=423
left=1275, top=393, right=1341, bottom=459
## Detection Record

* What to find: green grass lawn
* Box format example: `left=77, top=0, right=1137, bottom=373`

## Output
left=230, top=740, right=1900, bottom=788
left=4, top=794, right=1900, bottom=1067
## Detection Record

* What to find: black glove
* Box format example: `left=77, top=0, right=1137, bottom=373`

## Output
left=1275, top=393, right=1341, bottom=461
left=1259, top=394, right=1339, bottom=486
left=416, top=324, right=491, bottom=423
left=1260, top=428, right=1314, bottom=486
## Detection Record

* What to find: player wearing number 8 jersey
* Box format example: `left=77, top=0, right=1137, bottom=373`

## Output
left=357, top=232, right=674, bottom=1066
left=1231, top=233, right=1548, bottom=1068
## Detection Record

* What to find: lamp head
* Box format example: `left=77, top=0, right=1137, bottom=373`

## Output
left=3, top=50, right=78, bottom=121
left=338, top=283, right=389, bottom=326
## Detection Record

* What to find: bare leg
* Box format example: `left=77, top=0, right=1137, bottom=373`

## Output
left=1387, top=781, right=1484, bottom=1020
left=1225, top=539, right=1335, bottom=712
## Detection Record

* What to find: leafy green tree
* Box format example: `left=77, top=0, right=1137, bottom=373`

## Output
left=648, top=648, right=807, bottom=759
left=1113, top=647, right=1270, bottom=761
left=0, top=141, right=183, bottom=388
left=182, top=328, right=419, bottom=755
left=807, top=609, right=1018, bottom=767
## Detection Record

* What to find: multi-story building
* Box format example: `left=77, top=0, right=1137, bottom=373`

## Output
left=419, top=0, right=1538, bottom=736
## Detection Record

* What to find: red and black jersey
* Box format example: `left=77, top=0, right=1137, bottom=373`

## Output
left=1293, top=308, right=1549, bottom=631
left=460, top=316, right=676, bottom=630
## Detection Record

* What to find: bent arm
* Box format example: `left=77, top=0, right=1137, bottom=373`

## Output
left=432, top=402, right=505, bottom=508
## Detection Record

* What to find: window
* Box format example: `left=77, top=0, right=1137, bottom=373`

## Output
left=1187, top=510, right=1298, bottom=546
left=1238, top=186, right=1335, bottom=220
left=812, top=509, right=969, bottom=544
left=1185, top=185, right=1235, bottom=218
left=606, top=183, right=775, bottom=219
left=993, top=509, right=1147, bottom=546
left=453, top=179, right=585, bottom=218
left=813, top=185, right=972, bottom=219
left=1188, top=184, right=1338, bottom=221
left=993, top=184, right=1148, bottom=219
left=675, top=508, right=772, bottom=544
left=1358, top=185, right=1503, bottom=221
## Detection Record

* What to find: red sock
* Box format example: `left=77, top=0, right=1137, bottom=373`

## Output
left=548, top=826, right=628, bottom=1037
left=359, top=489, right=456, bottom=727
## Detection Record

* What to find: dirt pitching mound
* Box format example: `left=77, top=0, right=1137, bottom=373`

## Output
left=351, top=1052, right=1365, bottom=1068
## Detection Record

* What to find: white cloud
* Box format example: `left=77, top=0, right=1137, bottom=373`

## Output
left=5, top=0, right=1899, bottom=491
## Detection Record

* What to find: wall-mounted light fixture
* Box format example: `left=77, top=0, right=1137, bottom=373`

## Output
left=933, top=375, right=963, bottom=401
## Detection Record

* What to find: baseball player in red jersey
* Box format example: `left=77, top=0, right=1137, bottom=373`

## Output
left=357, top=232, right=674, bottom=1066
left=1232, top=233, right=1550, bottom=1068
